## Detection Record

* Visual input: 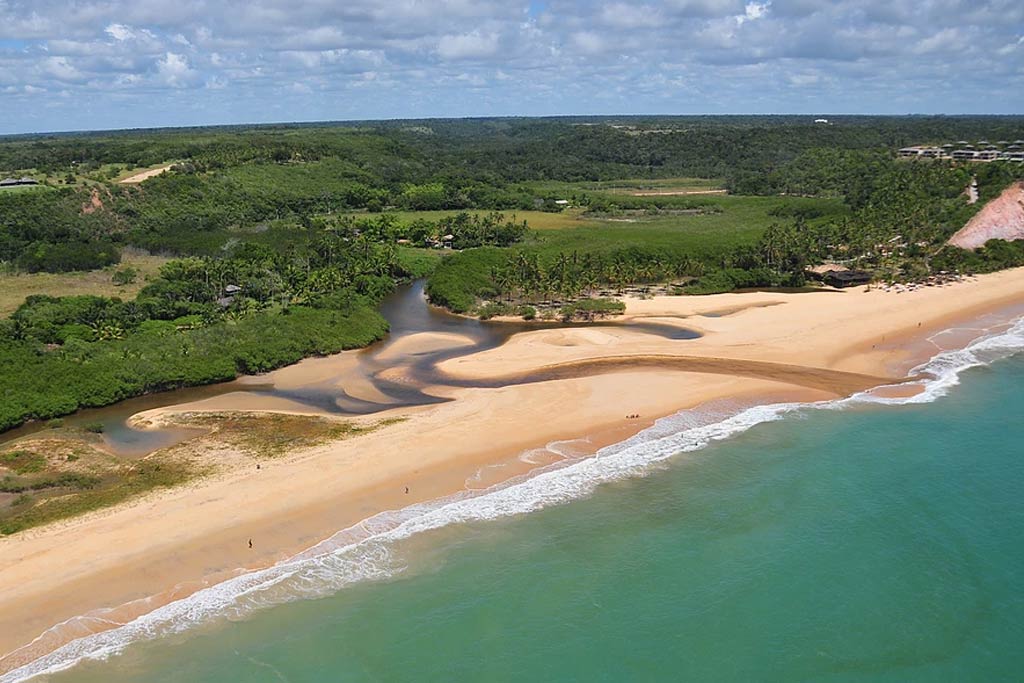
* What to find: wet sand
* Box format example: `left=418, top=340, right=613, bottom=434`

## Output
left=2, top=266, right=1024, bottom=674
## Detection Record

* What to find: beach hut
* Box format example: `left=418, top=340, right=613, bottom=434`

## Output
left=823, top=270, right=871, bottom=288
left=806, top=263, right=848, bottom=281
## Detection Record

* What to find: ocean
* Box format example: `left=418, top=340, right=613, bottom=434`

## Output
left=8, top=317, right=1024, bottom=682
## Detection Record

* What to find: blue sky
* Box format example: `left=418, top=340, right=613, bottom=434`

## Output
left=0, top=0, right=1021, bottom=134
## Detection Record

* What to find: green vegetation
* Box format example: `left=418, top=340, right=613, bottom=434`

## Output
left=426, top=194, right=846, bottom=313
left=175, top=412, right=405, bottom=459
left=1, top=450, right=47, bottom=474
left=2, top=116, right=1024, bottom=433
left=560, top=298, right=626, bottom=321
left=0, top=437, right=199, bottom=535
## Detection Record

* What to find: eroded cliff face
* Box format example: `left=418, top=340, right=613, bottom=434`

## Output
left=949, top=182, right=1024, bottom=250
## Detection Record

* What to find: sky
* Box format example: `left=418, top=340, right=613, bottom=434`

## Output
left=0, top=0, right=1021, bottom=134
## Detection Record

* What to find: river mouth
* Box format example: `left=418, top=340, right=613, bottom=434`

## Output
left=0, top=281, right=700, bottom=457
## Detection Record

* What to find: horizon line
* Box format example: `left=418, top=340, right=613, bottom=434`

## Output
left=4, top=112, right=1024, bottom=139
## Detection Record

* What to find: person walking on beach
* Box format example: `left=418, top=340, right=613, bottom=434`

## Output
left=248, top=539, right=253, bottom=549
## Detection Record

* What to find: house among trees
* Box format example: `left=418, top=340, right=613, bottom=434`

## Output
left=823, top=270, right=872, bottom=288
left=807, top=264, right=871, bottom=288
left=217, top=284, right=243, bottom=307
left=806, top=263, right=848, bottom=279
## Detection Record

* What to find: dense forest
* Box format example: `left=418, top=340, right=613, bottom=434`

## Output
left=2, top=115, right=1024, bottom=430
left=3, top=115, right=1024, bottom=269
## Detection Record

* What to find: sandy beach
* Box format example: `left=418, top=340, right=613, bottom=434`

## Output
left=2, top=266, right=1024, bottom=674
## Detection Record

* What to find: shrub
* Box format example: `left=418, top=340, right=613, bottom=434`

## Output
left=112, top=266, right=138, bottom=286
left=560, top=298, right=625, bottom=321
left=1, top=450, right=47, bottom=474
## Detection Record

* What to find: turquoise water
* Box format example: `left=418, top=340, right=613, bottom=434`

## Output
left=17, top=332, right=1024, bottom=682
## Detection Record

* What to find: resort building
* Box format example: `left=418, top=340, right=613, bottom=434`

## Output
left=951, top=150, right=979, bottom=161
left=900, top=139, right=1023, bottom=164
left=898, top=146, right=945, bottom=158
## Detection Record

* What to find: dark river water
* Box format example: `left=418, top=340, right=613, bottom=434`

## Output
left=1, top=281, right=698, bottom=456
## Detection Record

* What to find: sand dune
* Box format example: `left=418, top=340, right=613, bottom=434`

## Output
left=948, top=181, right=1024, bottom=250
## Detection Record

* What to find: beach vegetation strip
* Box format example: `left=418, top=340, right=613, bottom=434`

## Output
left=0, top=413, right=405, bottom=535
left=167, top=412, right=406, bottom=459
left=0, top=435, right=198, bottom=536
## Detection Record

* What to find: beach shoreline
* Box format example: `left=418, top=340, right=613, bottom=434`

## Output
left=2, top=266, right=1023, bottom=678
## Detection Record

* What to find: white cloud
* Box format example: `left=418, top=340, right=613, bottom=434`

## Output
left=41, top=56, right=85, bottom=81
left=599, top=3, right=663, bottom=28
left=114, top=73, right=142, bottom=87
left=156, top=52, right=198, bottom=87
left=736, top=1, right=768, bottom=25
left=913, top=27, right=963, bottom=54
left=105, top=23, right=134, bottom=41
left=437, top=31, right=500, bottom=60
left=570, top=31, right=606, bottom=55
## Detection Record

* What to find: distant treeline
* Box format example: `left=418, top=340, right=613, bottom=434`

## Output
left=4, top=115, right=1024, bottom=180
left=3, top=116, right=1024, bottom=272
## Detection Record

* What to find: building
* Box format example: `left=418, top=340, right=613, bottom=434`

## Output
left=806, top=263, right=849, bottom=280
left=0, top=177, right=39, bottom=187
left=898, top=146, right=944, bottom=159
left=823, top=270, right=872, bottom=288
left=951, top=149, right=979, bottom=161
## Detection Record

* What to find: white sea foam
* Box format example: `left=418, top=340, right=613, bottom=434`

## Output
left=4, top=315, right=1024, bottom=683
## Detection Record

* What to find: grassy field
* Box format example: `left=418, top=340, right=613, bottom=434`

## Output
left=555, top=177, right=725, bottom=194
left=0, top=253, right=170, bottom=316
left=386, top=195, right=846, bottom=252
left=532, top=195, right=846, bottom=256
left=342, top=209, right=588, bottom=230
